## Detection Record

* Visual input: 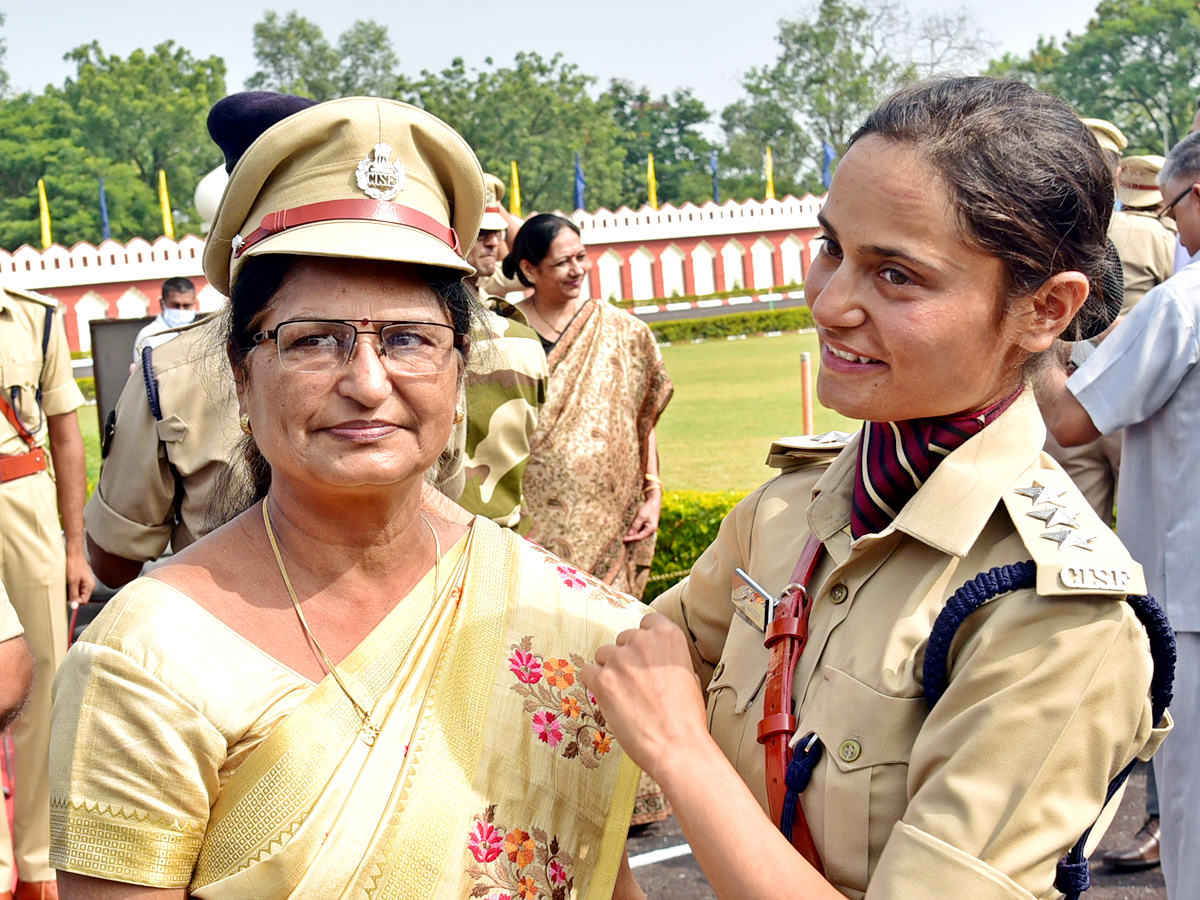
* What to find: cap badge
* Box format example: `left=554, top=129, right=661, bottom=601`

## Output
left=355, top=143, right=406, bottom=201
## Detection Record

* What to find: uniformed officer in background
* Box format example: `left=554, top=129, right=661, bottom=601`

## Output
left=85, top=312, right=247, bottom=588
left=455, top=173, right=549, bottom=531
left=0, top=582, right=33, bottom=733
left=1043, top=121, right=1175, bottom=523
left=0, top=283, right=94, bottom=900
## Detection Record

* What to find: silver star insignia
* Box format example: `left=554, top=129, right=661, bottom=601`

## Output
left=1013, top=481, right=1069, bottom=508
left=1026, top=507, right=1081, bottom=529
left=1041, top=530, right=1096, bottom=551
left=812, top=430, right=854, bottom=444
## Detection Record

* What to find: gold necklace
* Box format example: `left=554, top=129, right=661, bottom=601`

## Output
left=529, top=297, right=582, bottom=339
left=261, top=501, right=440, bottom=746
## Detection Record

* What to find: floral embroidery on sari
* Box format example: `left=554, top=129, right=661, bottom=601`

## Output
left=507, top=637, right=614, bottom=768
left=467, top=806, right=575, bottom=900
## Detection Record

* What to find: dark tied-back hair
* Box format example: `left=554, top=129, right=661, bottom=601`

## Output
left=501, top=214, right=581, bottom=287
left=851, top=77, right=1121, bottom=341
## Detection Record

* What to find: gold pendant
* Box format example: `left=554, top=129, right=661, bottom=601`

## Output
left=360, top=719, right=380, bottom=746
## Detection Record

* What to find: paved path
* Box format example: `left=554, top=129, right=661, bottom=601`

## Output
left=626, top=765, right=1165, bottom=899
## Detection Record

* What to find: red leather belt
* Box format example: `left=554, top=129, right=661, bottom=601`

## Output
left=758, top=533, right=825, bottom=874
left=0, top=389, right=46, bottom=483
left=0, top=447, right=46, bottom=483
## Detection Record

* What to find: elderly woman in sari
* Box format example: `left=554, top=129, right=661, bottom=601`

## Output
left=50, top=93, right=646, bottom=900
left=505, top=215, right=673, bottom=601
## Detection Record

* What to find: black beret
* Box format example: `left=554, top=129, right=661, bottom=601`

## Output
left=208, top=92, right=319, bottom=173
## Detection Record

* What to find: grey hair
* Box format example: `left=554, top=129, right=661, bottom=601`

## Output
left=1162, top=131, right=1200, bottom=186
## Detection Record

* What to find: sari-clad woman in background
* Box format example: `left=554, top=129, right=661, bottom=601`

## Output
left=506, top=215, right=673, bottom=602
left=50, top=94, right=647, bottom=900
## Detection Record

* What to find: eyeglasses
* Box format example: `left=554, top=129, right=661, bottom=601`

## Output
left=1159, top=183, right=1198, bottom=220
left=252, top=318, right=466, bottom=375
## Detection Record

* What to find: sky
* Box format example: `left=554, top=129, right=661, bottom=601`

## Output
left=5, top=0, right=1101, bottom=115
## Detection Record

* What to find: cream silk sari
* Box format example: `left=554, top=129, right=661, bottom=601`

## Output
left=50, top=517, right=642, bottom=899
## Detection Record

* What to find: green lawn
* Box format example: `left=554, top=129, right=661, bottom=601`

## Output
left=79, top=406, right=102, bottom=494
left=77, top=330, right=858, bottom=498
left=657, top=331, right=859, bottom=492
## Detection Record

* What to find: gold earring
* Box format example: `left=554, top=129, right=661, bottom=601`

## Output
left=453, top=406, right=465, bottom=425
left=239, top=414, right=253, bottom=435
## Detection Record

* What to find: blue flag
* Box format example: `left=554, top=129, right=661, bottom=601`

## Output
left=99, top=176, right=111, bottom=241
left=822, top=142, right=837, bottom=190
left=574, top=152, right=586, bottom=211
left=709, top=149, right=720, bottom=204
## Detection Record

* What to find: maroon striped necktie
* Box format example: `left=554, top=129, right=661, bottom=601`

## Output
left=850, top=387, right=1023, bottom=540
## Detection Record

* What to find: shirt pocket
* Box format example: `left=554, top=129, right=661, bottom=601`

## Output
left=0, top=360, right=46, bottom=436
left=704, top=613, right=770, bottom=782
left=800, top=665, right=928, bottom=894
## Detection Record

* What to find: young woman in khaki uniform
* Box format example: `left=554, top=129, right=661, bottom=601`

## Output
left=583, top=77, right=1169, bottom=899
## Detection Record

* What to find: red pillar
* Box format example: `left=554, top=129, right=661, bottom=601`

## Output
left=651, top=248, right=665, bottom=299
left=770, top=234, right=786, bottom=288
left=619, top=248, right=634, bottom=302
left=713, top=246, right=727, bottom=294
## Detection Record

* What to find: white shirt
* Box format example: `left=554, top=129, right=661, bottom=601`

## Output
left=1070, top=252, right=1200, bottom=630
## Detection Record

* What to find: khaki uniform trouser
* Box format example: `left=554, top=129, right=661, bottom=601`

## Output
left=0, top=470, right=67, bottom=884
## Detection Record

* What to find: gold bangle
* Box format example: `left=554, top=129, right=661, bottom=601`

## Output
left=643, top=483, right=663, bottom=496
left=643, top=473, right=663, bottom=486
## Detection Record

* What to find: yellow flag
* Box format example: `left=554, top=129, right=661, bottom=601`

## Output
left=158, top=169, right=175, bottom=239
left=647, top=153, right=658, bottom=209
left=510, top=161, right=522, bottom=218
left=765, top=146, right=776, bottom=200
left=37, top=179, right=52, bottom=249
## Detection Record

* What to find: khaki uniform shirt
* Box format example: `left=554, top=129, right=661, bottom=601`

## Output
left=1109, top=210, right=1177, bottom=313
left=654, top=394, right=1167, bottom=899
left=458, top=300, right=548, bottom=530
left=0, top=582, right=22, bottom=643
left=0, top=286, right=84, bottom=456
left=85, top=315, right=245, bottom=560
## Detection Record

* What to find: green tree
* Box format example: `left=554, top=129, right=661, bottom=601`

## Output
left=247, top=12, right=399, bottom=100
left=335, top=20, right=399, bottom=97
left=0, top=12, right=10, bottom=98
left=399, top=53, right=626, bottom=213
left=989, top=0, right=1200, bottom=154
left=246, top=10, right=339, bottom=99
left=1, top=41, right=226, bottom=248
left=0, top=93, right=158, bottom=248
left=721, top=0, right=991, bottom=193
left=606, top=81, right=715, bottom=207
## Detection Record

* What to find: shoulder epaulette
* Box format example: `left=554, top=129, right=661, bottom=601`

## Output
left=1002, top=461, right=1145, bottom=597
left=2, top=286, right=58, bottom=308
left=766, top=430, right=854, bottom=473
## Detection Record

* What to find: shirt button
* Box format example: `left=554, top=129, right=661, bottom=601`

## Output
left=838, top=739, right=862, bottom=762
left=830, top=583, right=849, bottom=604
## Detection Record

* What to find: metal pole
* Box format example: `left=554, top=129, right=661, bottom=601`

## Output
left=800, top=351, right=815, bottom=434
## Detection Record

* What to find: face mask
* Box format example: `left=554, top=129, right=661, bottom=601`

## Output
left=160, top=308, right=197, bottom=329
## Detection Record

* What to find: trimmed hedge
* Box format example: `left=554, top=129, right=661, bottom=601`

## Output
left=648, top=306, right=814, bottom=344
left=613, top=283, right=802, bottom=309
left=76, top=376, right=96, bottom=402
left=645, top=489, right=749, bottom=602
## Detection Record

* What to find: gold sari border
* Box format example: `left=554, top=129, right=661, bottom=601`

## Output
left=50, top=799, right=202, bottom=888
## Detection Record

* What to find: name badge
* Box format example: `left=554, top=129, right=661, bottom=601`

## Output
left=1059, top=565, right=1132, bottom=592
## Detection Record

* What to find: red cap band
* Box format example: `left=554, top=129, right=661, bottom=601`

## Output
left=235, top=198, right=461, bottom=258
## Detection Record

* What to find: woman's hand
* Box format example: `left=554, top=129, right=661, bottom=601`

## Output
left=581, top=614, right=709, bottom=777
left=622, top=489, right=662, bottom=543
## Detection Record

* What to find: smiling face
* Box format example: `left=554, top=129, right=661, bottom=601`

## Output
left=806, top=135, right=1032, bottom=423
left=520, top=227, right=590, bottom=305
left=238, top=257, right=461, bottom=497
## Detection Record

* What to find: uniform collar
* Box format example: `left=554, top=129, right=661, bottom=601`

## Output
left=0, top=288, right=13, bottom=316
left=808, top=389, right=1046, bottom=558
